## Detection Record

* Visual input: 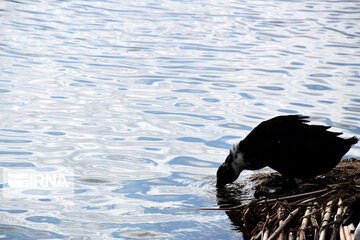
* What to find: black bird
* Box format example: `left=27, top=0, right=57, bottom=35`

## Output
left=216, top=115, right=358, bottom=188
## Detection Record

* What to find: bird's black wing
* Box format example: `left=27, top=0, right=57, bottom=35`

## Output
left=241, top=115, right=309, bottom=151
left=239, top=115, right=310, bottom=170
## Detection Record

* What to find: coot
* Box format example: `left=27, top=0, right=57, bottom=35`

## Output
left=216, top=115, right=358, bottom=188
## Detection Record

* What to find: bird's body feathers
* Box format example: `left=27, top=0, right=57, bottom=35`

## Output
left=216, top=115, right=358, bottom=188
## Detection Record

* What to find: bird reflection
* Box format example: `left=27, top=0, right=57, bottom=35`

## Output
left=215, top=174, right=300, bottom=239
left=216, top=183, right=254, bottom=238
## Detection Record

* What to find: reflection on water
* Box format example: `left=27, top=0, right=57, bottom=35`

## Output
left=0, top=0, right=359, bottom=239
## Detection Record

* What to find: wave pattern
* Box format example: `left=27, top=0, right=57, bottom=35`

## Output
left=0, top=0, right=359, bottom=238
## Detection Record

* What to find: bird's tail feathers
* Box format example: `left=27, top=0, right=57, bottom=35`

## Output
left=348, top=136, right=358, bottom=145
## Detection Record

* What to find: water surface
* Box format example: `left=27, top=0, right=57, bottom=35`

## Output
left=0, top=0, right=359, bottom=239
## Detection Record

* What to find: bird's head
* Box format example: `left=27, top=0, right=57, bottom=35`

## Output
left=216, top=144, right=245, bottom=188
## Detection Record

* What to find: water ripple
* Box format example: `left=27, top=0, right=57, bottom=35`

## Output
left=1, top=0, right=359, bottom=238
left=144, top=110, right=225, bottom=121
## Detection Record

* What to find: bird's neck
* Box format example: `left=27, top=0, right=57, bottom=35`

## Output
left=231, top=151, right=246, bottom=178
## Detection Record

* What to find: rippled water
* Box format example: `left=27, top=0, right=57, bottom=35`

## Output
left=0, top=0, right=359, bottom=239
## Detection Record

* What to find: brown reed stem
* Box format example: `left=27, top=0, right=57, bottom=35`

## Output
left=319, top=200, right=334, bottom=240
left=267, top=207, right=302, bottom=240
left=330, top=198, right=343, bottom=240
left=297, top=205, right=312, bottom=240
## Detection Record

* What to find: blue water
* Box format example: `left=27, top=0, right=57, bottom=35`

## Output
left=1, top=0, right=359, bottom=239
